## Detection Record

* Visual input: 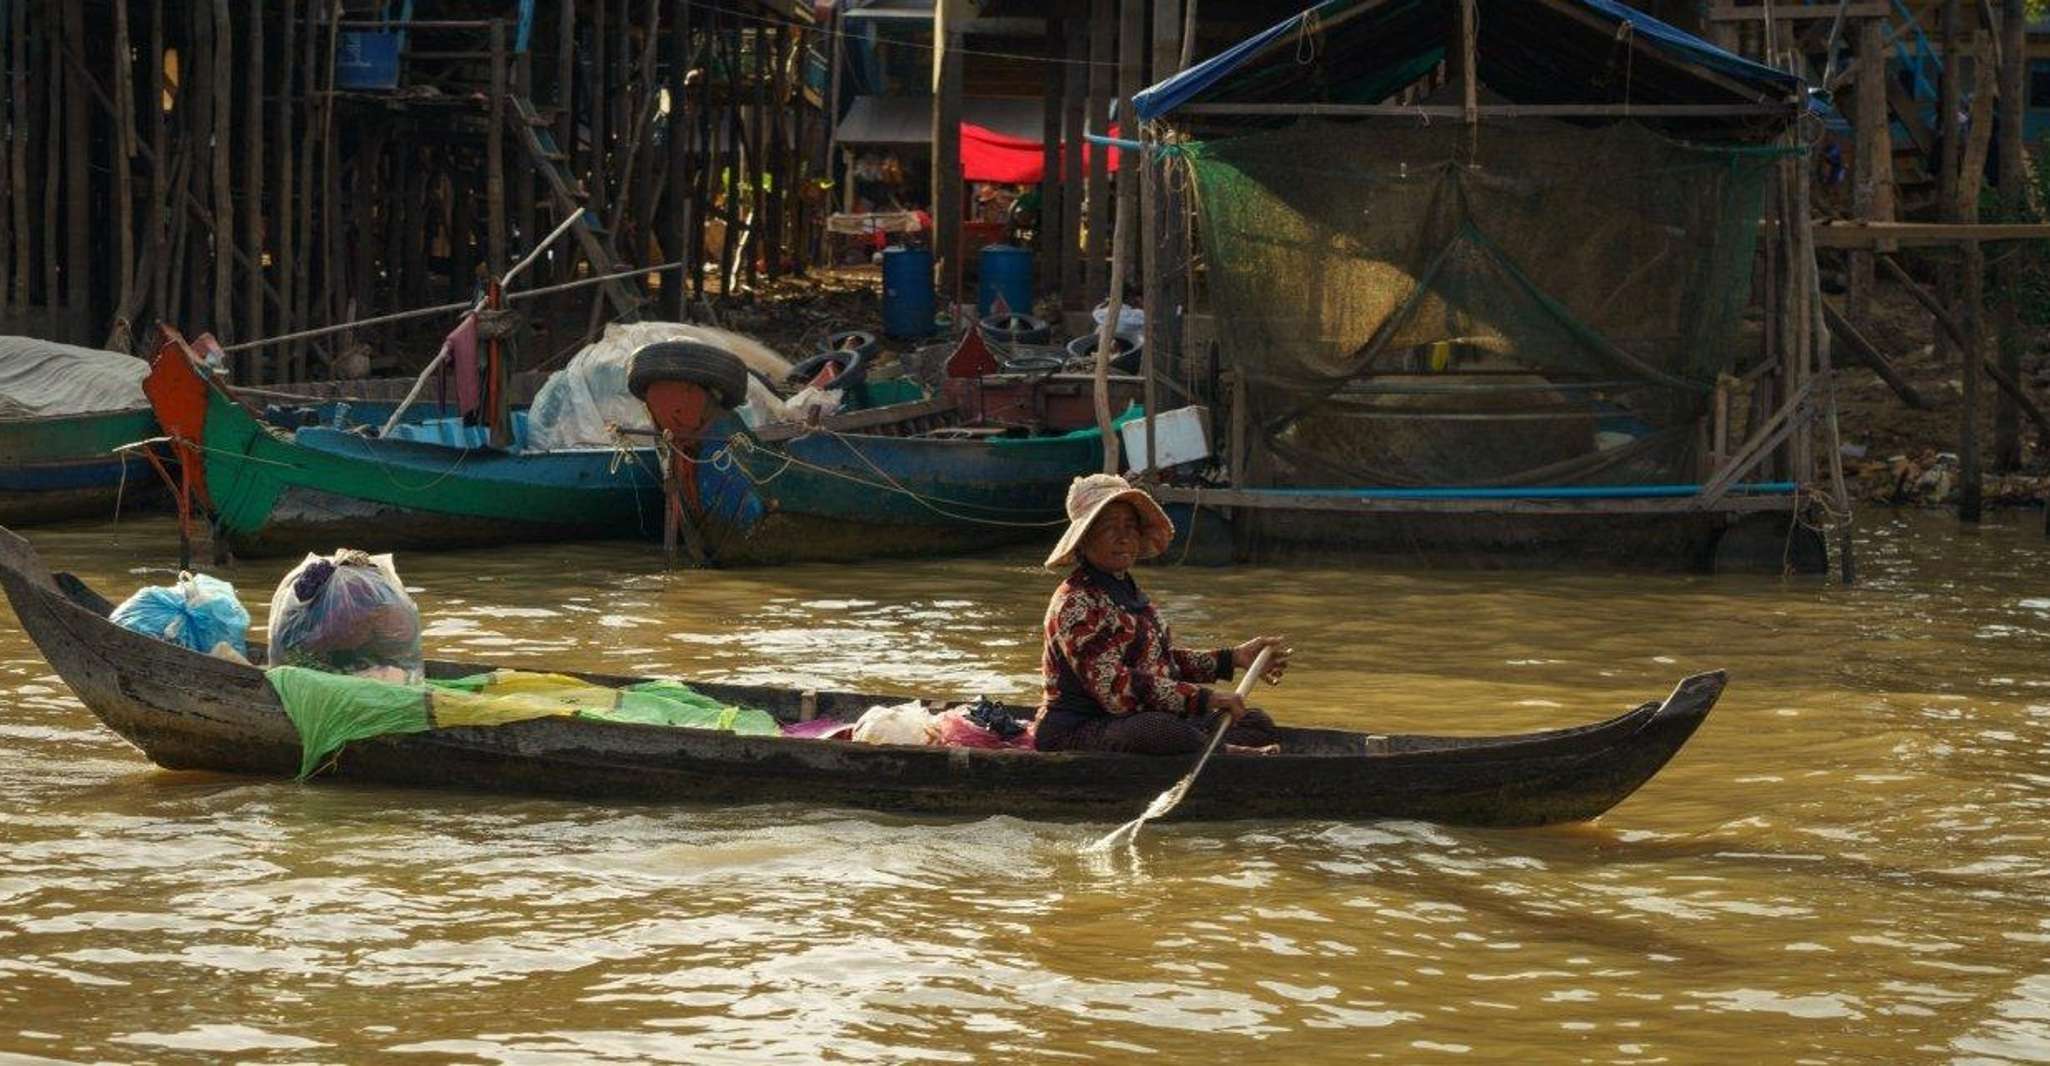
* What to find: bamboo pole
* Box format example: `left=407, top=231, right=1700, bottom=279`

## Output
left=211, top=0, right=233, bottom=341
left=1120, top=0, right=1157, bottom=478
left=1059, top=21, right=1084, bottom=311
left=765, top=24, right=786, bottom=282
left=1083, top=1, right=1112, bottom=306
left=245, top=0, right=265, bottom=377
left=1848, top=18, right=1888, bottom=319
left=590, top=0, right=608, bottom=225
left=1039, top=17, right=1063, bottom=300
left=63, top=0, right=88, bottom=332
left=320, top=0, right=343, bottom=334
left=278, top=0, right=296, bottom=377
left=1962, top=243, right=1985, bottom=522
left=489, top=20, right=508, bottom=278
left=0, top=6, right=12, bottom=313
left=1996, top=0, right=2026, bottom=469
left=8, top=0, right=28, bottom=309
left=555, top=0, right=576, bottom=284
left=109, top=0, right=138, bottom=350
left=42, top=14, right=61, bottom=318
left=718, top=18, right=741, bottom=292
left=514, top=51, right=536, bottom=299
left=1937, top=0, right=1962, bottom=364
left=294, top=0, right=319, bottom=378
left=668, top=0, right=692, bottom=319
left=746, top=16, right=766, bottom=291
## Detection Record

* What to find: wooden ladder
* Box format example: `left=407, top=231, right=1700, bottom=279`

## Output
left=505, top=93, right=642, bottom=319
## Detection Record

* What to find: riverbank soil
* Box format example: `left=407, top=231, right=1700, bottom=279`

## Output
left=1827, top=277, right=2050, bottom=508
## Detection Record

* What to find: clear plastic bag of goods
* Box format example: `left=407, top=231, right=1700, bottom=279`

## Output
left=850, top=701, right=936, bottom=746
left=267, top=550, right=424, bottom=683
left=110, top=572, right=251, bottom=657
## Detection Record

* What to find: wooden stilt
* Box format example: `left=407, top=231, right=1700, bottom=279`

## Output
left=9, top=0, right=29, bottom=309
left=932, top=0, right=966, bottom=311
left=1083, top=0, right=1112, bottom=307
left=1059, top=20, right=1084, bottom=312
left=109, top=0, right=138, bottom=351
left=1961, top=242, right=1984, bottom=523
left=680, top=0, right=705, bottom=317
left=1936, top=0, right=1962, bottom=365
left=488, top=20, right=508, bottom=278
left=63, top=0, right=90, bottom=338
left=278, top=0, right=298, bottom=377
left=1848, top=17, right=1889, bottom=320
left=1996, top=0, right=2027, bottom=470
left=211, top=0, right=233, bottom=342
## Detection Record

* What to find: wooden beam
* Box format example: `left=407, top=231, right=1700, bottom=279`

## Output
left=1706, top=2, right=1889, bottom=19
left=1822, top=301, right=1929, bottom=409
left=1176, top=102, right=1797, bottom=117
left=1455, top=0, right=1478, bottom=128
left=1811, top=221, right=2050, bottom=246
left=1150, top=485, right=1797, bottom=516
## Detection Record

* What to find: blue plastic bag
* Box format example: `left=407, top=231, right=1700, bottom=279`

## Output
left=110, top=572, right=251, bottom=657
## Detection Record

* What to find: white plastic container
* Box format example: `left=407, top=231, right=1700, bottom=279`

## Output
left=1121, top=405, right=1210, bottom=471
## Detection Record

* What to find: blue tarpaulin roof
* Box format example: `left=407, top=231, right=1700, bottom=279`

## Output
left=1132, top=0, right=1805, bottom=124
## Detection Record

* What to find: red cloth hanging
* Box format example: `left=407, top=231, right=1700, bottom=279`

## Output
left=959, top=123, right=1123, bottom=185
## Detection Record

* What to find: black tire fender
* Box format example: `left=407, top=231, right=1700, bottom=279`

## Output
left=626, top=341, right=751, bottom=408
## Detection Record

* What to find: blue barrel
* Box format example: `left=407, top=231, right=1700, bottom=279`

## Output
left=977, top=244, right=1035, bottom=318
left=880, top=246, right=936, bottom=338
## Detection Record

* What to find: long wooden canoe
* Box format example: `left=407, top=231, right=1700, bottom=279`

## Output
left=0, top=528, right=1723, bottom=825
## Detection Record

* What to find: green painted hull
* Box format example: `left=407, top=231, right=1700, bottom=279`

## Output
left=689, top=418, right=1108, bottom=564
left=197, top=387, right=665, bottom=556
left=0, top=407, right=164, bottom=525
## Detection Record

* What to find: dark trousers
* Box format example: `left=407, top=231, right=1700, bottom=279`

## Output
left=1037, top=708, right=1280, bottom=755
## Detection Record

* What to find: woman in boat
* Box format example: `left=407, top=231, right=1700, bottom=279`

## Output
left=1034, top=474, right=1290, bottom=755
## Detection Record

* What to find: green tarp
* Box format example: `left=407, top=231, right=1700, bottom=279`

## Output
left=267, top=666, right=780, bottom=778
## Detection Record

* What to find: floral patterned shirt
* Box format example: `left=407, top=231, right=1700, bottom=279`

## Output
left=1036, top=563, right=1232, bottom=725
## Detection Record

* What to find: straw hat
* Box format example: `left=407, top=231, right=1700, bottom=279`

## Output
left=1043, top=474, right=1174, bottom=570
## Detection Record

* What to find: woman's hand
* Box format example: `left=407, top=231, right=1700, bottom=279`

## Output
left=1209, top=690, right=1249, bottom=721
left=1231, top=636, right=1290, bottom=684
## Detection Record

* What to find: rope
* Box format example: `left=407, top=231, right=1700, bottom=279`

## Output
left=709, top=431, right=1071, bottom=528
left=113, top=435, right=303, bottom=471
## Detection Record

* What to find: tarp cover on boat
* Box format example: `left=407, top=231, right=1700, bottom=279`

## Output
left=524, top=322, right=794, bottom=451
left=0, top=336, right=148, bottom=418
left=267, top=666, right=780, bottom=778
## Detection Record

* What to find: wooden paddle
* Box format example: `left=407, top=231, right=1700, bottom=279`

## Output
left=1090, top=645, right=1277, bottom=850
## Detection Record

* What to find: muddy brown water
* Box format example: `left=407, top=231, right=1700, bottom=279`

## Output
left=1, top=512, right=2046, bottom=1063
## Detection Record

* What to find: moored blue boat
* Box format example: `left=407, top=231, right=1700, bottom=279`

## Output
left=0, top=336, right=169, bottom=525
left=681, top=410, right=1129, bottom=565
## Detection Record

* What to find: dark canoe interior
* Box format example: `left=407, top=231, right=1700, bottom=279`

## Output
left=2, top=528, right=1727, bottom=825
